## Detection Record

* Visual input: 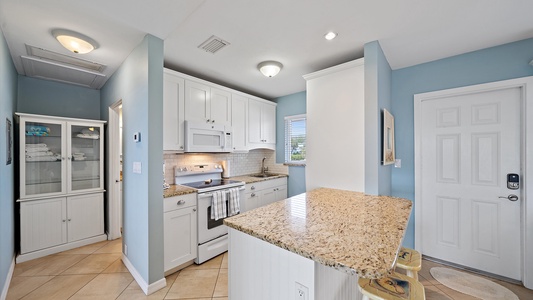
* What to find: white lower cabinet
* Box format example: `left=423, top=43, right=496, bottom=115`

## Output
left=164, top=193, right=197, bottom=273
left=20, top=193, right=104, bottom=255
left=244, top=177, right=287, bottom=212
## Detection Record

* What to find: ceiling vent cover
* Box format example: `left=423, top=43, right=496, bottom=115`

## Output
left=198, top=35, right=230, bottom=54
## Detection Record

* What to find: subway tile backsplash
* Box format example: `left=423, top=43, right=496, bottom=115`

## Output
left=164, top=149, right=288, bottom=184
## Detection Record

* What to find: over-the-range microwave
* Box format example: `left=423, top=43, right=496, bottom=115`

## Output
left=184, top=120, right=232, bottom=153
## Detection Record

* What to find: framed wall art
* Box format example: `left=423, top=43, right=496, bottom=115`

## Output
left=382, top=109, right=395, bottom=165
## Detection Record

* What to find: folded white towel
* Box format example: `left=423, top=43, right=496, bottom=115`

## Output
left=26, top=143, right=48, bottom=148
left=211, top=190, right=227, bottom=221
left=25, top=148, right=50, bottom=154
left=26, top=154, right=61, bottom=162
left=228, top=188, right=240, bottom=216
left=25, top=151, right=54, bottom=158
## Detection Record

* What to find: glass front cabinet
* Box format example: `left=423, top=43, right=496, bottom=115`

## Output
left=16, top=113, right=106, bottom=261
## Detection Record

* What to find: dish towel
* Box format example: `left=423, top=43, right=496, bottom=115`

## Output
left=211, top=190, right=227, bottom=220
left=228, top=188, right=240, bottom=216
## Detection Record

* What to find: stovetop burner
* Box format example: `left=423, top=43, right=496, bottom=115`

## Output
left=181, top=179, right=243, bottom=191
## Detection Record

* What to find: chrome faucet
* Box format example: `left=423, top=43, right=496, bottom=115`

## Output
left=261, top=157, right=267, bottom=174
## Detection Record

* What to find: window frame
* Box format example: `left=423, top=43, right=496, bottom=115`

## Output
left=284, top=114, right=307, bottom=164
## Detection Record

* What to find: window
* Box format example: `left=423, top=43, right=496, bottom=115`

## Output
left=285, top=114, right=306, bottom=163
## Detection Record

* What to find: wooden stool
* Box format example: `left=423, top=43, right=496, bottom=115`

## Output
left=395, top=247, right=421, bottom=280
left=358, top=272, right=425, bottom=300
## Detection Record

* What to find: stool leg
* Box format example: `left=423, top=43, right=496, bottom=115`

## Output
left=406, top=270, right=418, bottom=280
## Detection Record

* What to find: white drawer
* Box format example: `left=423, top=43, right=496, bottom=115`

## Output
left=246, top=177, right=287, bottom=193
left=164, top=193, right=197, bottom=213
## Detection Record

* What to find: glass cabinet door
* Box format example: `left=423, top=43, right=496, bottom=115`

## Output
left=68, top=123, right=103, bottom=192
left=22, top=119, right=66, bottom=197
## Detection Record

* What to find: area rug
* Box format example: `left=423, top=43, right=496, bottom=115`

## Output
left=430, top=267, right=518, bottom=300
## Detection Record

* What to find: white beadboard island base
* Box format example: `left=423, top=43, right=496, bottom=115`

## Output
left=228, top=228, right=361, bottom=300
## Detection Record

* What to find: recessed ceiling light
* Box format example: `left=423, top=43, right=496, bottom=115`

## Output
left=324, top=32, right=337, bottom=40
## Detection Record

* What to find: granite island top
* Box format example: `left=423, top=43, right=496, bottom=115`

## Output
left=224, top=187, right=412, bottom=279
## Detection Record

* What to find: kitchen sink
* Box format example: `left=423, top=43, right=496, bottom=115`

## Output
left=250, top=173, right=279, bottom=178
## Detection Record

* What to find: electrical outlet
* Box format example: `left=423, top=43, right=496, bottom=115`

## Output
left=295, top=282, right=308, bottom=300
left=124, top=244, right=128, bottom=256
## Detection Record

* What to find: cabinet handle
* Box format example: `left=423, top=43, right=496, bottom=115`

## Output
left=251, top=193, right=256, bottom=197
left=177, top=200, right=186, bottom=205
left=251, top=186, right=255, bottom=190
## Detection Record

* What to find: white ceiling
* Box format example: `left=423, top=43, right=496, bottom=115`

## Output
left=1, top=0, right=533, bottom=99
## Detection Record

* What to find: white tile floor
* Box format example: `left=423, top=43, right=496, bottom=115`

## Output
left=7, top=239, right=533, bottom=299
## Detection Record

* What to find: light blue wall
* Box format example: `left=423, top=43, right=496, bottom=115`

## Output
left=17, top=76, right=100, bottom=119
left=391, top=37, right=533, bottom=248
left=0, top=29, right=17, bottom=296
left=100, top=34, right=164, bottom=285
left=275, top=91, right=306, bottom=197
left=364, top=41, right=392, bottom=196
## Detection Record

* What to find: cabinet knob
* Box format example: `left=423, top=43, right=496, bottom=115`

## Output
left=251, top=193, right=256, bottom=197
left=251, top=186, right=255, bottom=190
left=62, top=219, right=66, bottom=222
left=177, top=200, right=186, bottom=205
left=211, top=120, right=215, bottom=123
left=180, top=146, right=184, bottom=150
left=206, top=119, right=210, bottom=123
left=68, top=219, right=71, bottom=222
left=68, top=156, right=72, bottom=160
left=193, top=208, right=197, bottom=212
left=61, top=157, right=66, bottom=161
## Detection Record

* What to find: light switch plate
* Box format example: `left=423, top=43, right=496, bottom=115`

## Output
left=133, top=162, right=142, bottom=174
left=394, top=159, right=402, bottom=168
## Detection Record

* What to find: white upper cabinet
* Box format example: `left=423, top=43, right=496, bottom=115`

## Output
left=163, top=70, right=185, bottom=151
left=185, top=80, right=231, bottom=127
left=231, top=93, right=248, bottom=152
left=248, top=98, right=276, bottom=150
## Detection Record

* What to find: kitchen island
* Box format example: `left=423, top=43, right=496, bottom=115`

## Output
left=224, top=188, right=412, bottom=300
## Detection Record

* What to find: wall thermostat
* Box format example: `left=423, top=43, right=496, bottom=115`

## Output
left=133, top=132, right=141, bottom=143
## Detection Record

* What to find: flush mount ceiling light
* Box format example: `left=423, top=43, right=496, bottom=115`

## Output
left=324, top=32, right=338, bottom=40
left=258, top=61, right=283, bottom=77
left=52, top=29, right=98, bottom=54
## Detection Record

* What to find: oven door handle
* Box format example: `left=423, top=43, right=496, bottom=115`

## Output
left=198, top=186, right=245, bottom=199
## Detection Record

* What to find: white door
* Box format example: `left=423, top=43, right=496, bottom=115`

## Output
left=67, top=193, right=104, bottom=242
left=185, top=80, right=210, bottom=123
left=210, top=88, right=231, bottom=126
left=419, top=87, right=522, bottom=280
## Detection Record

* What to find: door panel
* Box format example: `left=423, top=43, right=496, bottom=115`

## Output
left=421, top=87, right=521, bottom=280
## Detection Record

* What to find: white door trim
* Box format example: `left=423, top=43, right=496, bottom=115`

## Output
left=414, top=76, right=533, bottom=289
left=107, top=100, right=122, bottom=240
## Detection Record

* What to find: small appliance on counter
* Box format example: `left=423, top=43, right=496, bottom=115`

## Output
left=220, top=160, right=231, bottom=178
left=163, top=161, right=170, bottom=190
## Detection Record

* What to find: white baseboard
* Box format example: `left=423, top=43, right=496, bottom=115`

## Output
left=16, top=234, right=107, bottom=263
left=121, top=254, right=166, bottom=295
left=1, top=255, right=15, bottom=300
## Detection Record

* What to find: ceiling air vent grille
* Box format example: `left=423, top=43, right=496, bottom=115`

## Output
left=198, top=35, right=230, bottom=54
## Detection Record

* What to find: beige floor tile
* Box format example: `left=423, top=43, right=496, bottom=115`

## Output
left=185, top=254, right=223, bottom=270
left=13, top=255, right=59, bottom=277
left=221, top=252, right=228, bottom=269
left=102, top=258, right=129, bottom=273
left=116, top=272, right=179, bottom=300
left=62, top=253, right=121, bottom=274
left=69, top=273, right=133, bottom=300
left=94, top=239, right=123, bottom=254
left=56, top=240, right=110, bottom=255
left=6, top=275, right=53, bottom=300
left=213, top=268, right=228, bottom=298
left=19, top=274, right=97, bottom=300
left=17, top=254, right=87, bottom=276
left=166, top=269, right=219, bottom=299
left=419, top=259, right=445, bottom=286
left=424, top=285, right=453, bottom=300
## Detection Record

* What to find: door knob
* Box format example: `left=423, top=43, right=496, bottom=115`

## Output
left=499, top=194, right=519, bottom=201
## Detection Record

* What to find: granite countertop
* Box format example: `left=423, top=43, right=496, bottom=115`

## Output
left=224, top=187, right=412, bottom=279
left=163, top=184, right=197, bottom=198
left=229, top=173, right=288, bottom=184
